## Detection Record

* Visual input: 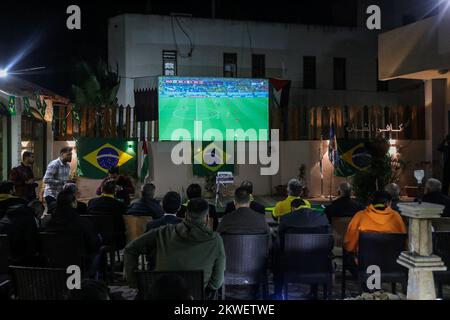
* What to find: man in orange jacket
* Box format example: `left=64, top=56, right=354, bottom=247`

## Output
left=343, top=190, right=407, bottom=275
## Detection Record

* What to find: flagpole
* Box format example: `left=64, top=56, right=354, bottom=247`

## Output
left=319, top=135, right=324, bottom=197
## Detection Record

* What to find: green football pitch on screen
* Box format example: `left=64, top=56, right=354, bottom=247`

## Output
left=158, top=77, right=269, bottom=141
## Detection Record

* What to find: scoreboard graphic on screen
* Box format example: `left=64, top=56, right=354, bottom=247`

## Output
left=158, top=77, right=269, bottom=141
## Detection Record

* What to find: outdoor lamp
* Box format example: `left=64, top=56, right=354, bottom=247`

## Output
left=414, top=169, right=425, bottom=204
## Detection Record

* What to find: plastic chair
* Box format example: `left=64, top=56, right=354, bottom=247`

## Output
left=432, top=231, right=450, bottom=298
left=220, top=234, right=269, bottom=300
left=10, top=266, right=69, bottom=300
left=280, top=232, right=334, bottom=299
left=341, top=232, right=407, bottom=299
left=135, top=270, right=204, bottom=300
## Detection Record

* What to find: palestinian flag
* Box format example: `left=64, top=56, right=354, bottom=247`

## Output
left=140, top=141, right=150, bottom=183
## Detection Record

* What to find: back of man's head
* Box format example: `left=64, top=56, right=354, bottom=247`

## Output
left=141, top=183, right=156, bottom=198
left=234, top=187, right=250, bottom=207
left=149, top=275, right=192, bottom=300
left=425, top=178, right=442, bottom=194
left=339, top=182, right=352, bottom=197
left=371, top=191, right=392, bottom=208
left=287, top=178, right=303, bottom=196
left=163, top=191, right=181, bottom=214
left=384, top=183, right=401, bottom=200
left=28, top=199, right=45, bottom=218
left=186, top=184, right=202, bottom=199
left=240, top=180, right=253, bottom=195
left=63, top=183, right=78, bottom=196
left=57, top=189, right=76, bottom=208
left=0, top=181, right=14, bottom=194
left=186, top=198, right=209, bottom=223
left=102, top=180, right=116, bottom=195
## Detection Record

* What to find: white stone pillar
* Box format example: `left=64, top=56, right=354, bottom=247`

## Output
left=397, top=202, right=447, bottom=300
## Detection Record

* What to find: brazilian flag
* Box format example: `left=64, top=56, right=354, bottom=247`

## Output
left=334, top=139, right=372, bottom=177
left=77, top=138, right=138, bottom=179
left=193, top=141, right=234, bottom=177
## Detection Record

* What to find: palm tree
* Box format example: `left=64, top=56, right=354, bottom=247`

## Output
left=71, top=60, right=120, bottom=137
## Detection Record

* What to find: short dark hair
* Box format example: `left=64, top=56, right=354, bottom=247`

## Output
left=162, top=191, right=181, bottom=214
left=186, top=183, right=202, bottom=199
left=57, top=189, right=76, bottom=207
left=65, top=280, right=110, bottom=300
left=234, top=187, right=250, bottom=204
left=60, top=146, right=73, bottom=154
left=240, top=180, right=253, bottom=194
left=186, top=198, right=209, bottom=221
left=0, top=181, right=14, bottom=194
left=148, top=274, right=192, bottom=300
left=371, top=190, right=392, bottom=206
left=108, top=166, right=120, bottom=175
left=22, top=151, right=33, bottom=160
left=28, top=199, right=45, bottom=217
left=142, top=183, right=156, bottom=198
left=288, top=179, right=303, bottom=196
left=102, top=180, right=116, bottom=195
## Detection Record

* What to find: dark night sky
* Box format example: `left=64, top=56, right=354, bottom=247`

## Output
left=0, top=0, right=358, bottom=97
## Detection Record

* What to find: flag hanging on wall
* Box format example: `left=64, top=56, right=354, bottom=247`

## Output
left=140, top=141, right=150, bottom=183
left=8, top=96, right=16, bottom=116
left=193, top=141, right=234, bottom=177
left=23, top=97, right=31, bottom=116
left=333, top=139, right=372, bottom=177
left=77, top=137, right=138, bottom=179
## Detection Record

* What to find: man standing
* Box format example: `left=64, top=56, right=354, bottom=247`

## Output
left=96, top=166, right=135, bottom=205
left=438, top=134, right=450, bottom=195
left=10, top=151, right=38, bottom=202
left=43, top=147, right=73, bottom=207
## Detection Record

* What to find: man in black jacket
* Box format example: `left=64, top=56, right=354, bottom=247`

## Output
left=324, top=182, right=364, bottom=223
left=0, top=181, right=27, bottom=219
left=422, top=178, right=450, bottom=217
left=127, top=183, right=164, bottom=219
left=87, top=180, right=126, bottom=249
left=224, top=180, right=265, bottom=215
left=147, top=191, right=183, bottom=231
left=217, top=187, right=270, bottom=235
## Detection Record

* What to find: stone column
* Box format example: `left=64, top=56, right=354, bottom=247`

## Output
left=397, top=202, right=447, bottom=300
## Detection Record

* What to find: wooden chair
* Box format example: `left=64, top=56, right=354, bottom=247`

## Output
left=123, top=215, right=153, bottom=244
left=331, top=217, right=352, bottom=257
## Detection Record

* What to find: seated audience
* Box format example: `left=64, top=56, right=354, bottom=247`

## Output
left=384, top=183, right=402, bottom=213
left=344, top=190, right=407, bottom=256
left=46, top=190, right=101, bottom=262
left=324, top=182, right=364, bottom=223
left=224, top=180, right=265, bottom=215
left=65, top=279, right=111, bottom=300
left=124, top=198, right=225, bottom=299
left=273, top=178, right=311, bottom=220
left=88, top=180, right=126, bottom=249
left=147, top=274, right=193, bottom=300
left=63, top=183, right=88, bottom=216
left=177, top=184, right=219, bottom=230
left=127, top=183, right=164, bottom=219
left=96, top=166, right=135, bottom=205
left=0, top=181, right=27, bottom=219
left=146, top=191, right=183, bottom=231
left=421, top=178, right=450, bottom=217
left=217, top=187, right=270, bottom=234
left=0, top=199, right=39, bottom=265
left=279, top=198, right=330, bottom=235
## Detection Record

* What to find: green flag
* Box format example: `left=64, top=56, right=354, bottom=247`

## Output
left=8, top=96, right=16, bottom=116
left=334, top=139, right=372, bottom=177
left=23, top=97, right=31, bottom=116
left=192, top=141, right=234, bottom=177
left=76, top=137, right=138, bottom=179
left=140, top=141, right=150, bottom=183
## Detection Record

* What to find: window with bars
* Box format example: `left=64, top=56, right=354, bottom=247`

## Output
left=223, top=53, right=237, bottom=78
left=333, top=57, right=346, bottom=90
left=252, top=54, right=265, bottom=78
left=162, top=50, right=177, bottom=76
left=303, top=56, right=316, bottom=89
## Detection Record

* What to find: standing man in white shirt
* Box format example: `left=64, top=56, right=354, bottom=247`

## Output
left=43, top=147, right=73, bottom=207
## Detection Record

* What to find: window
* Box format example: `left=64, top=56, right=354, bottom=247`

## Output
left=223, top=53, right=237, bottom=78
left=21, top=115, right=46, bottom=179
left=376, top=59, right=388, bottom=91
left=252, top=54, right=265, bottom=78
left=162, top=50, right=177, bottom=76
left=303, top=56, right=316, bottom=89
left=333, top=57, right=346, bottom=90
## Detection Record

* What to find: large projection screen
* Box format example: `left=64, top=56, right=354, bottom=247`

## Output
left=158, top=77, right=269, bottom=141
